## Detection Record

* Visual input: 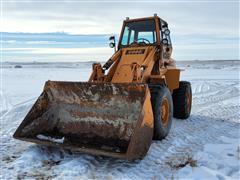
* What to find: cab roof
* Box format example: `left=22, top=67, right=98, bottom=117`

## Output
left=124, top=15, right=168, bottom=26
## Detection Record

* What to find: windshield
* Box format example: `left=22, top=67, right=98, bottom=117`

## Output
left=120, top=19, right=156, bottom=46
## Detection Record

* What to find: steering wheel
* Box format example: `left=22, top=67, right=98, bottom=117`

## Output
left=136, top=38, right=150, bottom=44
left=130, top=38, right=150, bottom=46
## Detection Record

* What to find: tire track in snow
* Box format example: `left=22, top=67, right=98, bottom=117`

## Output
left=192, top=81, right=239, bottom=112
left=0, top=98, right=35, bottom=133
left=0, top=97, right=36, bottom=121
left=0, top=91, right=13, bottom=117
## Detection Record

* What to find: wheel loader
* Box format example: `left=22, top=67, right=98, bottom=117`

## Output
left=13, top=14, right=192, bottom=160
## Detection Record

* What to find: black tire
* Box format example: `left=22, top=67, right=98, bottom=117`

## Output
left=150, top=85, right=173, bottom=140
left=172, top=81, right=192, bottom=119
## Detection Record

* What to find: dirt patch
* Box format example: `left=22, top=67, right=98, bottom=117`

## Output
left=2, top=155, right=18, bottom=163
left=17, top=170, right=57, bottom=180
left=167, top=156, right=197, bottom=169
left=42, top=160, right=61, bottom=166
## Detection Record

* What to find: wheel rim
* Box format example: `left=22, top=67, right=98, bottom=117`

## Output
left=161, top=97, right=169, bottom=127
left=186, top=92, right=192, bottom=113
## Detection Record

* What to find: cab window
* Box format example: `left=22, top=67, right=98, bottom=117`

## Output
left=120, top=19, right=156, bottom=46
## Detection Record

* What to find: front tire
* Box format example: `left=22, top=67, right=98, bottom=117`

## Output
left=150, top=85, right=173, bottom=140
left=172, top=81, right=192, bottom=119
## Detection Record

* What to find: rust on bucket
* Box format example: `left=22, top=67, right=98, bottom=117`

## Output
left=14, top=81, right=153, bottom=160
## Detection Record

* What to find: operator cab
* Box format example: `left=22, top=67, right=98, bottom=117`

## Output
left=120, top=19, right=157, bottom=46
left=117, top=15, right=172, bottom=49
left=108, top=15, right=173, bottom=64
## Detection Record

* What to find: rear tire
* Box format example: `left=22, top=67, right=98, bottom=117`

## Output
left=172, top=81, right=192, bottom=119
left=150, top=85, right=173, bottom=140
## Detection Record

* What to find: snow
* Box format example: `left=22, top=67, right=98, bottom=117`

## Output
left=37, top=134, right=65, bottom=144
left=1, top=60, right=240, bottom=179
left=176, top=136, right=240, bottom=179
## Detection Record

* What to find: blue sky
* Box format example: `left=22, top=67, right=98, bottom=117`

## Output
left=1, top=0, right=239, bottom=62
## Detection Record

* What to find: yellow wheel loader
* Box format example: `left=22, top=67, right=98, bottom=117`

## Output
left=14, top=15, right=192, bottom=160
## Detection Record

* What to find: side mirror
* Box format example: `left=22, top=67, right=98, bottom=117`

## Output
left=164, top=29, right=170, bottom=35
left=109, top=36, right=115, bottom=41
left=162, top=38, right=168, bottom=45
left=109, top=36, right=116, bottom=52
left=109, top=42, right=115, bottom=48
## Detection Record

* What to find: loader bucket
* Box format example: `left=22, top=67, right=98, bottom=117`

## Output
left=14, top=81, right=154, bottom=160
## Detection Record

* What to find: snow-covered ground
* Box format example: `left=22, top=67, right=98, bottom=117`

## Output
left=1, top=60, right=239, bottom=179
